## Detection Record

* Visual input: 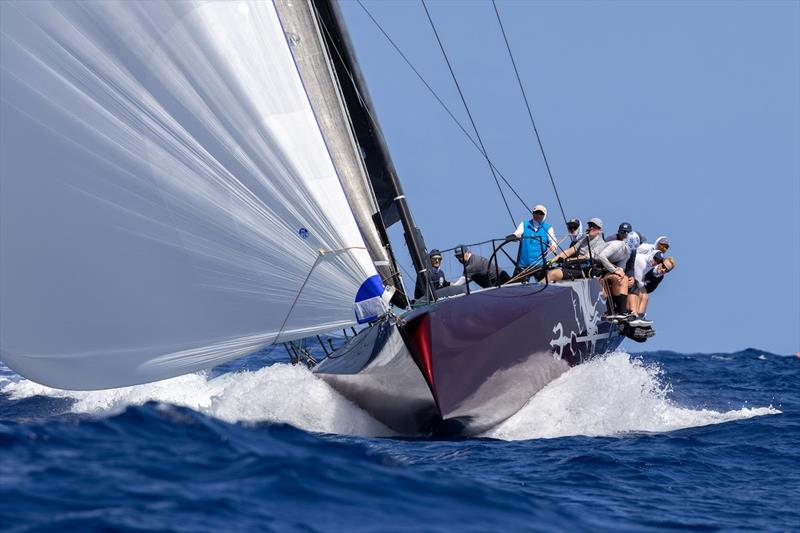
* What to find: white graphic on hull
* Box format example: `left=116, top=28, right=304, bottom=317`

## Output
left=549, top=280, right=615, bottom=361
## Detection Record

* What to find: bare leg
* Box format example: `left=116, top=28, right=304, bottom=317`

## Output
left=547, top=269, right=564, bottom=283
left=628, top=292, right=639, bottom=314
left=638, top=292, right=650, bottom=315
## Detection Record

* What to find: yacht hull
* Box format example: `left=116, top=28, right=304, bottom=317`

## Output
left=314, top=279, right=623, bottom=436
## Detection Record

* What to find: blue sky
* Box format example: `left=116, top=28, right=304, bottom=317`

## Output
left=339, top=0, right=800, bottom=355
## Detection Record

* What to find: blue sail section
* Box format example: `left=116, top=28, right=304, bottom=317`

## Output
left=354, top=275, right=387, bottom=324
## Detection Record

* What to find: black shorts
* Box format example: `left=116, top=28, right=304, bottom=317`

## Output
left=629, top=283, right=645, bottom=295
left=561, top=266, right=592, bottom=280
left=513, top=266, right=546, bottom=282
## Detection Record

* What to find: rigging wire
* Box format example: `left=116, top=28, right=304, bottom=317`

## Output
left=420, top=0, right=515, bottom=226
left=354, top=0, right=528, bottom=214
left=491, top=0, right=569, bottom=227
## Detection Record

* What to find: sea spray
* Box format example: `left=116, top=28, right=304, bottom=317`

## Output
left=0, top=364, right=392, bottom=437
left=482, top=352, right=779, bottom=440
left=1, top=353, right=779, bottom=440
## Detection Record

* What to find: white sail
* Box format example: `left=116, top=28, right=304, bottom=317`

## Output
left=0, top=0, right=388, bottom=389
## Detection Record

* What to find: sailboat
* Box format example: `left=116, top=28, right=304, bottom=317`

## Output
left=0, top=0, right=632, bottom=436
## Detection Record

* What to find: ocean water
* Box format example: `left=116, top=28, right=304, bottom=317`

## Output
left=1, top=348, right=797, bottom=532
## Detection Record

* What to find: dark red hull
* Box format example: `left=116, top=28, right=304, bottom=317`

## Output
left=315, top=279, right=623, bottom=436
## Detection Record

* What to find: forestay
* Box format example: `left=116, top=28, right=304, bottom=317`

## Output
left=0, top=1, right=388, bottom=389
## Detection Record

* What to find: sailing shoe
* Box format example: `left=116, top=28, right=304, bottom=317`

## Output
left=629, top=317, right=653, bottom=327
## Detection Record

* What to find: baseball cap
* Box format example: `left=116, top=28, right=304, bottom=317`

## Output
left=587, top=217, right=603, bottom=229
left=567, top=218, right=580, bottom=231
left=532, top=204, right=547, bottom=216
left=618, top=222, right=632, bottom=234
left=657, top=237, right=670, bottom=247
left=624, top=232, right=641, bottom=252
left=429, top=249, right=442, bottom=259
left=453, top=245, right=468, bottom=258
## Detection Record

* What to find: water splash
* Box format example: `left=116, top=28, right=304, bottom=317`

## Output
left=1, top=352, right=779, bottom=441
left=482, top=352, right=779, bottom=440
left=1, top=364, right=392, bottom=437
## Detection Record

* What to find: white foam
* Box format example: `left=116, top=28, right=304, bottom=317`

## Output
left=482, top=352, right=780, bottom=441
left=2, top=354, right=780, bottom=441
left=0, top=364, right=393, bottom=437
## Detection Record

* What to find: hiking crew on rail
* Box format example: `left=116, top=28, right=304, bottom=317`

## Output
left=419, top=203, right=676, bottom=330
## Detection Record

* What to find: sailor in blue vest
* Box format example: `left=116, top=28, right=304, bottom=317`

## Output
left=510, top=204, right=557, bottom=273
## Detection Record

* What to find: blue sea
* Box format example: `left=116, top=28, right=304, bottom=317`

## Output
left=1, top=347, right=797, bottom=532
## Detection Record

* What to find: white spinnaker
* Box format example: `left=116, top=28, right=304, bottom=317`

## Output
left=0, top=1, right=384, bottom=389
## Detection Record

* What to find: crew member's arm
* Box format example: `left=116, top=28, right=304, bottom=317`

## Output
left=547, top=226, right=557, bottom=253
left=596, top=245, right=622, bottom=275
left=510, top=222, right=524, bottom=239
left=552, top=245, right=577, bottom=262
left=450, top=276, right=466, bottom=287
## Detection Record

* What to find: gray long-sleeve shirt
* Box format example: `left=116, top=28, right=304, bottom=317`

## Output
left=595, top=240, right=630, bottom=273
left=573, top=234, right=607, bottom=260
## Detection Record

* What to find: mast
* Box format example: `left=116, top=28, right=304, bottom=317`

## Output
left=305, top=0, right=429, bottom=294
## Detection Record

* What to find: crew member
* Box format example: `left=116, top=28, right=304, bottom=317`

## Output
left=414, top=249, right=450, bottom=300
left=596, top=232, right=640, bottom=320
left=510, top=204, right=557, bottom=276
left=605, top=222, right=633, bottom=243
left=451, top=245, right=510, bottom=288
left=547, top=218, right=606, bottom=282
left=566, top=218, right=583, bottom=247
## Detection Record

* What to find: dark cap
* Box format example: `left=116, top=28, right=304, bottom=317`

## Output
left=567, top=218, right=580, bottom=231
left=428, top=249, right=442, bottom=259
left=453, top=245, right=468, bottom=258
left=653, top=251, right=665, bottom=264
left=618, top=222, right=632, bottom=234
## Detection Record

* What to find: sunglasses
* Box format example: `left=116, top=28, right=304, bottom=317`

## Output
left=431, top=257, right=442, bottom=262
left=532, top=211, right=545, bottom=216
left=588, top=224, right=600, bottom=230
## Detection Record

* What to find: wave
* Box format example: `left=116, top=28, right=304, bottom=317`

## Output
left=0, top=364, right=392, bottom=437
left=482, top=352, right=780, bottom=440
left=1, top=352, right=779, bottom=441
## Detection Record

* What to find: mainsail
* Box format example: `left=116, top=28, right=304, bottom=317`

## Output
left=0, top=1, right=390, bottom=389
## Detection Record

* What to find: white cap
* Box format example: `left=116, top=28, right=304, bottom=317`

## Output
left=532, top=204, right=547, bottom=217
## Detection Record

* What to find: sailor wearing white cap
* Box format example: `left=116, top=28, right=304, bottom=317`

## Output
left=510, top=204, right=557, bottom=271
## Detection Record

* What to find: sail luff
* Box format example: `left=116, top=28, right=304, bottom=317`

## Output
left=273, top=0, right=405, bottom=307
left=311, top=0, right=430, bottom=287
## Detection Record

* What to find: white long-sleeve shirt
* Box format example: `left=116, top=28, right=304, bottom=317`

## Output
left=634, top=238, right=666, bottom=287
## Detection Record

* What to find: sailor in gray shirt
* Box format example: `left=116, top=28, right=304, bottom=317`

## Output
left=595, top=239, right=631, bottom=276
left=596, top=233, right=641, bottom=320
left=547, top=217, right=607, bottom=282
left=451, top=245, right=510, bottom=288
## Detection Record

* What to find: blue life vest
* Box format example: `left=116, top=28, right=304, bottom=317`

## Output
left=519, top=219, right=551, bottom=268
